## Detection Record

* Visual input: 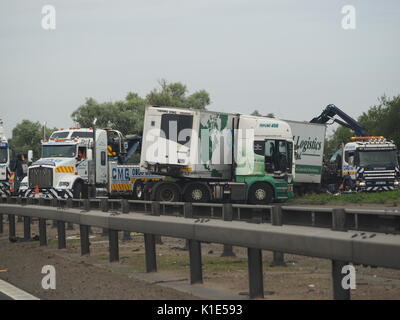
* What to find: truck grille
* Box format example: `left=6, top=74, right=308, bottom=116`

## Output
left=29, top=167, right=53, bottom=188
left=364, top=170, right=396, bottom=181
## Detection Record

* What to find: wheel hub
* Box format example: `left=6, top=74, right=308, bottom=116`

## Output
left=191, top=189, right=203, bottom=201
left=255, top=188, right=266, bottom=200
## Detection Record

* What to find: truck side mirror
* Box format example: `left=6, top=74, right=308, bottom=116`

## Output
left=86, top=149, right=93, bottom=161
left=27, top=150, right=33, bottom=162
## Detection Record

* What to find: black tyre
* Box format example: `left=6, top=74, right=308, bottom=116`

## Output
left=133, top=180, right=145, bottom=200
left=248, top=182, right=274, bottom=204
left=184, top=183, right=210, bottom=203
left=72, top=182, right=83, bottom=199
left=155, top=183, right=180, bottom=202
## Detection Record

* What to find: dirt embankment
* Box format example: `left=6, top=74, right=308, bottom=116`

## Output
left=1, top=218, right=400, bottom=300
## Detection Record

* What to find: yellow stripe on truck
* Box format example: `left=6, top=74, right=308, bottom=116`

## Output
left=56, top=166, right=75, bottom=173
left=111, top=184, right=132, bottom=191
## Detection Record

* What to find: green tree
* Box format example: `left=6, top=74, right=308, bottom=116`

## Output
left=9, top=120, right=57, bottom=160
left=146, top=79, right=210, bottom=110
left=359, top=95, right=400, bottom=146
left=71, top=80, right=211, bottom=135
left=251, top=110, right=275, bottom=118
left=324, top=126, right=353, bottom=158
left=324, top=94, right=400, bottom=158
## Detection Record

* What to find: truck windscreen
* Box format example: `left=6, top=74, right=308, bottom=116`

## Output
left=358, top=150, right=398, bottom=167
left=0, top=148, right=7, bottom=163
left=42, top=145, right=76, bottom=158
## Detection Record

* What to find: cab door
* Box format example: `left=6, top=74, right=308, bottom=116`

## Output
left=76, top=146, right=89, bottom=181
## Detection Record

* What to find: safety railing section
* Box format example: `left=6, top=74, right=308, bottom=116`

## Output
left=2, top=197, right=399, bottom=234
left=1, top=197, right=400, bottom=300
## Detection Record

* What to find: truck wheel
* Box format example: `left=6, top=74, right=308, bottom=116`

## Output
left=133, top=180, right=145, bottom=200
left=72, top=182, right=83, bottom=199
left=184, top=183, right=210, bottom=203
left=155, top=183, right=180, bottom=202
left=248, top=183, right=274, bottom=204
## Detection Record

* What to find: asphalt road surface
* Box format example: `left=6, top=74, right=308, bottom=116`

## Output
left=0, top=292, right=12, bottom=300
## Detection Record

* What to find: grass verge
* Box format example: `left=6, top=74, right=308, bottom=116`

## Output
left=290, top=189, right=400, bottom=206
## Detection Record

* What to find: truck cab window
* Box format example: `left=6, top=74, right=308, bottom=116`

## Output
left=345, top=151, right=355, bottom=166
left=77, top=147, right=87, bottom=159
left=0, top=148, right=7, bottom=163
left=50, top=132, right=69, bottom=139
left=264, top=140, right=276, bottom=173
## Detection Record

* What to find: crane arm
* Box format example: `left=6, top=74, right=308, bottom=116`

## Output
left=310, top=104, right=365, bottom=136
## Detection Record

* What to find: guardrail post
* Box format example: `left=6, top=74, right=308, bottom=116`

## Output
left=331, top=208, right=350, bottom=300
left=121, top=199, right=132, bottom=241
left=189, top=239, right=203, bottom=284
left=270, top=205, right=286, bottom=267
left=221, top=203, right=236, bottom=257
left=57, top=221, right=66, bottom=249
left=181, top=203, right=193, bottom=250
left=332, top=260, right=350, bottom=300
left=332, top=208, right=347, bottom=231
left=101, top=198, right=109, bottom=237
left=23, top=216, right=31, bottom=240
left=66, top=199, right=74, bottom=230
left=79, top=225, right=90, bottom=255
left=247, top=247, right=264, bottom=299
left=8, top=214, right=15, bottom=239
left=151, top=202, right=163, bottom=244
left=144, top=233, right=157, bottom=272
left=108, top=229, right=119, bottom=262
left=39, top=218, right=47, bottom=246
left=82, top=199, right=93, bottom=235
left=0, top=214, right=3, bottom=234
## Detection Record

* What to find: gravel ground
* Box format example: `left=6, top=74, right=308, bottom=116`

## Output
left=0, top=222, right=197, bottom=300
left=1, top=215, right=400, bottom=300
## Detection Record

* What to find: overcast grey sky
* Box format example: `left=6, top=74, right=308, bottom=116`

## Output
left=1, top=0, right=399, bottom=137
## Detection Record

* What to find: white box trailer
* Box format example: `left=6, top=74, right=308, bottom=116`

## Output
left=286, top=120, right=326, bottom=192
left=140, top=106, right=237, bottom=180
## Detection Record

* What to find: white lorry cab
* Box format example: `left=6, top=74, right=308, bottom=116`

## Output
left=330, top=136, right=400, bottom=191
left=20, top=127, right=163, bottom=199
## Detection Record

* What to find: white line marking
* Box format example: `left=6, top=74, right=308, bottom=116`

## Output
left=0, top=279, right=39, bottom=300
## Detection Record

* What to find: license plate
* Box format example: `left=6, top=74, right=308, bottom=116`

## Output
left=375, top=181, right=386, bottom=185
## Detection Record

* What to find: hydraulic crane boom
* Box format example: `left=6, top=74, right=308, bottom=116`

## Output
left=310, top=104, right=365, bottom=136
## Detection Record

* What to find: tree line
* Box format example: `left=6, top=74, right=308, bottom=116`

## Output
left=8, top=79, right=400, bottom=161
left=324, top=95, right=400, bottom=158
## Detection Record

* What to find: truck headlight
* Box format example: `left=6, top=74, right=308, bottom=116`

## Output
left=59, top=181, right=70, bottom=187
left=394, top=180, right=399, bottom=186
left=357, top=181, right=366, bottom=187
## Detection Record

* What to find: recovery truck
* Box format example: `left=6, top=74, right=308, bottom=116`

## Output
left=0, top=119, right=31, bottom=197
left=309, top=104, right=400, bottom=192
left=139, top=106, right=295, bottom=204
left=20, top=127, right=163, bottom=199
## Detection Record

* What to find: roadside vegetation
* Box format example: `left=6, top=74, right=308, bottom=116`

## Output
left=291, top=189, right=400, bottom=206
